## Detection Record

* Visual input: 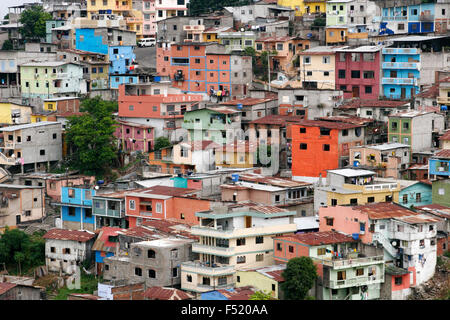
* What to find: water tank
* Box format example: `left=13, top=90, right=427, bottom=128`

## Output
left=352, top=233, right=359, bottom=240
left=231, top=174, right=239, bottom=182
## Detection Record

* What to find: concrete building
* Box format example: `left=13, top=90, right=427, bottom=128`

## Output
left=274, top=231, right=385, bottom=300
left=319, top=202, right=439, bottom=285
left=0, top=122, right=63, bottom=171
left=180, top=204, right=297, bottom=293
left=291, top=120, right=365, bottom=177
left=336, top=99, right=411, bottom=123
left=115, top=120, right=154, bottom=154
left=349, top=142, right=411, bottom=179
left=103, top=238, right=195, bottom=288
left=235, top=264, right=286, bottom=299
left=57, top=185, right=96, bottom=232
left=224, top=2, right=294, bottom=24
left=314, top=168, right=401, bottom=211
left=0, top=184, right=45, bottom=232
left=43, top=228, right=96, bottom=275
left=387, top=111, right=445, bottom=153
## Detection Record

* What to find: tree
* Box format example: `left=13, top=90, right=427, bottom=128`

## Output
left=187, top=0, right=251, bottom=16
left=1, top=40, right=13, bottom=51
left=19, top=5, right=52, bottom=41
left=65, top=97, right=118, bottom=177
left=281, top=257, right=318, bottom=300
left=153, top=136, right=171, bottom=151
left=249, top=290, right=276, bottom=300
left=14, top=252, right=25, bottom=275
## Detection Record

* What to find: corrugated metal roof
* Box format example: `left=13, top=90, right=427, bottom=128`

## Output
left=143, top=286, right=193, bottom=300
left=43, top=228, right=95, bottom=242
left=0, top=282, right=16, bottom=295
left=276, top=231, right=356, bottom=246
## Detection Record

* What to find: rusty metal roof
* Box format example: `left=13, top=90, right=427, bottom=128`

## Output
left=43, top=228, right=95, bottom=242
left=143, top=286, right=193, bottom=300
left=276, top=231, right=356, bottom=246
left=237, top=172, right=312, bottom=188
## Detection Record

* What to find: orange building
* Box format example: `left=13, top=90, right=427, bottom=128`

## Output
left=124, top=186, right=213, bottom=226
left=148, top=146, right=194, bottom=175
left=291, top=120, right=365, bottom=177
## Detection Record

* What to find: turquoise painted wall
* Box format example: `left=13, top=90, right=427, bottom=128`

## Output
left=398, top=182, right=432, bottom=208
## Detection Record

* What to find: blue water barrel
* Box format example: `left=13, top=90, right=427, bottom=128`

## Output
left=352, top=233, right=359, bottom=240
left=237, top=104, right=243, bottom=110
left=97, top=180, right=104, bottom=185
left=353, top=161, right=360, bottom=167
left=231, top=174, right=239, bottom=182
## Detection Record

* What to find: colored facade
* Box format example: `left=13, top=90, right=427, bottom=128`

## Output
left=58, top=186, right=96, bottom=232
left=429, top=150, right=450, bottom=180
left=291, top=120, right=365, bottom=177
left=399, top=182, right=432, bottom=208
left=158, top=42, right=252, bottom=98
left=181, top=206, right=297, bottom=293
left=335, top=46, right=382, bottom=100
left=0, top=102, right=32, bottom=125
left=235, top=265, right=286, bottom=299
left=115, top=120, right=154, bottom=153
left=274, top=231, right=385, bottom=300
left=92, top=191, right=129, bottom=229
left=20, top=62, right=85, bottom=100
left=215, top=141, right=257, bottom=169
left=432, top=179, right=450, bottom=207
left=381, top=47, right=420, bottom=99
left=92, top=227, right=125, bottom=275
left=142, top=0, right=157, bottom=38
left=319, top=202, right=439, bottom=285
left=298, top=46, right=340, bottom=90
left=314, top=168, right=401, bottom=210
left=148, top=146, right=195, bottom=175
left=182, top=107, right=242, bottom=144
left=277, top=0, right=326, bottom=16
left=388, top=111, right=445, bottom=153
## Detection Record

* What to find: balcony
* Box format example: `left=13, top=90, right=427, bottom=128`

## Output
left=382, top=77, right=418, bottom=86
left=3, top=141, right=15, bottom=149
left=382, top=62, right=420, bottom=70
left=181, top=261, right=235, bottom=277
left=192, top=243, right=235, bottom=257
left=183, top=25, right=205, bottom=32
left=419, top=14, right=434, bottom=22
left=382, top=48, right=419, bottom=55
left=126, top=17, right=143, bottom=24
left=362, top=182, right=399, bottom=192
left=191, top=223, right=297, bottom=239
left=381, top=16, right=408, bottom=21
left=437, top=96, right=450, bottom=105
left=314, top=255, right=384, bottom=270
left=0, top=152, right=17, bottom=165
left=322, top=274, right=384, bottom=289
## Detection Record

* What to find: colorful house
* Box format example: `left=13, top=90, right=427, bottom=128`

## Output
left=432, top=178, right=450, bottom=207
left=314, top=168, right=401, bottom=210
left=335, top=45, right=383, bottom=100
left=115, top=120, right=154, bottom=153
left=274, top=231, right=385, bottom=300
left=291, top=120, right=365, bottom=177
left=0, top=102, right=32, bottom=125
left=57, top=185, right=96, bottom=232
left=277, top=0, right=326, bottom=16
left=429, top=149, right=450, bottom=180
left=236, top=265, right=286, bottom=299
left=319, top=202, right=440, bottom=285
left=148, top=146, right=194, bottom=175
left=397, top=181, right=432, bottom=208
left=92, top=226, right=125, bottom=275
left=215, top=141, right=257, bottom=169
left=180, top=204, right=297, bottom=293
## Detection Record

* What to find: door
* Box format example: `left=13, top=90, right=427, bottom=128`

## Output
left=352, top=86, right=360, bottom=98
left=245, top=216, right=252, bottom=228
left=410, top=88, right=415, bottom=98
left=16, top=215, right=21, bottom=224
left=401, top=88, right=406, bottom=99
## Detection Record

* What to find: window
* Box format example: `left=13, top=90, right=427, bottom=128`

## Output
left=256, top=254, right=264, bottom=262
left=172, top=267, right=178, bottom=277
left=317, top=248, right=326, bottom=255
left=236, top=256, right=246, bottom=264
left=237, top=238, right=246, bottom=246
left=326, top=217, right=334, bottom=226
left=255, top=236, right=264, bottom=244
left=391, top=122, right=398, bottom=130
left=395, top=277, right=402, bottom=285
left=365, top=86, right=372, bottom=94
left=338, top=70, right=346, bottom=78
left=337, top=271, right=346, bottom=281
left=300, top=128, right=306, bottom=133
left=63, top=248, right=71, bottom=254
left=288, top=245, right=294, bottom=253
left=276, top=243, right=282, bottom=251
left=331, top=199, right=338, bottom=206
left=156, top=203, right=162, bottom=213
left=129, top=200, right=135, bottom=210
left=363, top=53, right=375, bottom=62
left=350, top=198, right=358, bottom=205
left=148, top=249, right=155, bottom=259
left=363, top=71, right=374, bottom=79
left=135, top=267, right=142, bottom=276
left=416, top=193, right=421, bottom=202
left=323, top=144, right=330, bottom=151
left=275, top=195, right=280, bottom=202
left=300, top=143, right=307, bottom=150
left=50, top=247, right=55, bottom=253
left=324, top=71, right=329, bottom=76
left=368, top=196, right=375, bottom=203
left=351, top=70, right=360, bottom=78
left=303, top=56, right=311, bottom=64
left=306, top=71, right=312, bottom=76
left=356, top=268, right=364, bottom=276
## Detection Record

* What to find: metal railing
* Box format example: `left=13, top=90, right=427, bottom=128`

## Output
left=322, top=275, right=384, bottom=288
left=363, top=183, right=399, bottom=192
left=314, top=255, right=384, bottom=268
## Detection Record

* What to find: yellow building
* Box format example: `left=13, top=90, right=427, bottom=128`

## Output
left=214, top=141, right=257, bottom=168
left=278, top=0, right=326, bottom=16
left=437, top=81, right=450, bottom=107
left=316, top=169, right=401, bottom=208
left=0, top=102, right=32, bottom=125
left=299, top=46, right=342, bottom=90
left=236, top=265, right=286, bottom=299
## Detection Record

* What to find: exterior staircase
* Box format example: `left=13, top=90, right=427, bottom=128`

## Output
left=372, top=232, right=398, bottom=258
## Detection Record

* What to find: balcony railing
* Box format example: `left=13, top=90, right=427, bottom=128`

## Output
left=314, top=255, right=384, bottom=269
left=382, top=62, right=420, bottom=69
left=382, top=48, right=419, bottom=55
left=3, top=141, right=15, bottom=149
left=381, top=16, right=408, bottom=21
left=0, top=152, right=17, bottom=165
left=437, top=97, right=450, bottom=105
left=322, top=274, right=384, bottom=289
left=363, top=183, right=399, bottom=192
left=382, top=77, right=418, bottom=85
left=181, top=261, right=235, bottom=276
left=419, top=14, right=435, bottom=22
left=192, top=243, right=235, bottom=256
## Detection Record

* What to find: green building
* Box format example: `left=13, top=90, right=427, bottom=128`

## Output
left=432, top=179, right=450, bottom=207
left=182, top=107, right=242, bottom=144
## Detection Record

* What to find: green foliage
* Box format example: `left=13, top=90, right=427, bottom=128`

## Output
left=281, top=257, right=318, bottom=300
left=154, top=136, right=171, bottom=151
left=0, top=228, right=45, bottom=274
left=188, top=0, right=251, bottom=16
left=53, top=272, right=99, bottom=300
left=19, top=5, right=52, bottom=40
left=249, top=290, right=275, bottom=300
left=65, top=97, right=118, bottom=177
left=1, top=40, right=13, bottom=50
left=312, top=17, right=326, bottom=27
left=444, top=251, right=450, bottom=259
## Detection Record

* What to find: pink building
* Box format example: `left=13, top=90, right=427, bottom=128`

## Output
left=335, top=45, right=382, bottom=100
left=143, top=0, right=157, bottom=38
left=115, top=120, right=154, bottom=153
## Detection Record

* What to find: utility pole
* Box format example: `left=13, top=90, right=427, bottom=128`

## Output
left=267, top=52, right=271, bottom=91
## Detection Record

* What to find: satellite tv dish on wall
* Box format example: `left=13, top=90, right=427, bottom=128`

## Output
left=240, top=27, right=245, bottom=32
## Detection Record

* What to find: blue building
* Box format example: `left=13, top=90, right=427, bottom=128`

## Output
left=399, top=181, right=432, bottom=208
left=379, top=3, right=436, bottom=35
left=429, top=150, right=450, bottom=179
left=58, top=186, right=96, bottom=231
left=382, top=47, right=420, bottom=99
left=75, top=28, right=137, bottom=90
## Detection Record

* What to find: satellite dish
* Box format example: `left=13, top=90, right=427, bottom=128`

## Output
left=240, top=27, right=245, bottom=32
left=391, top=241, right=397, bottom=246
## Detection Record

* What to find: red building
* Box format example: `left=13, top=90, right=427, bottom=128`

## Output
left=156, top=42, right=252, bottom=99
left=115, top=120, right=154, bottom=153
left=291, top=120, right=365, bottom=177
left=335, top=45, right=382, bottom=100
left=124, top=186, right=213, bottom=227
